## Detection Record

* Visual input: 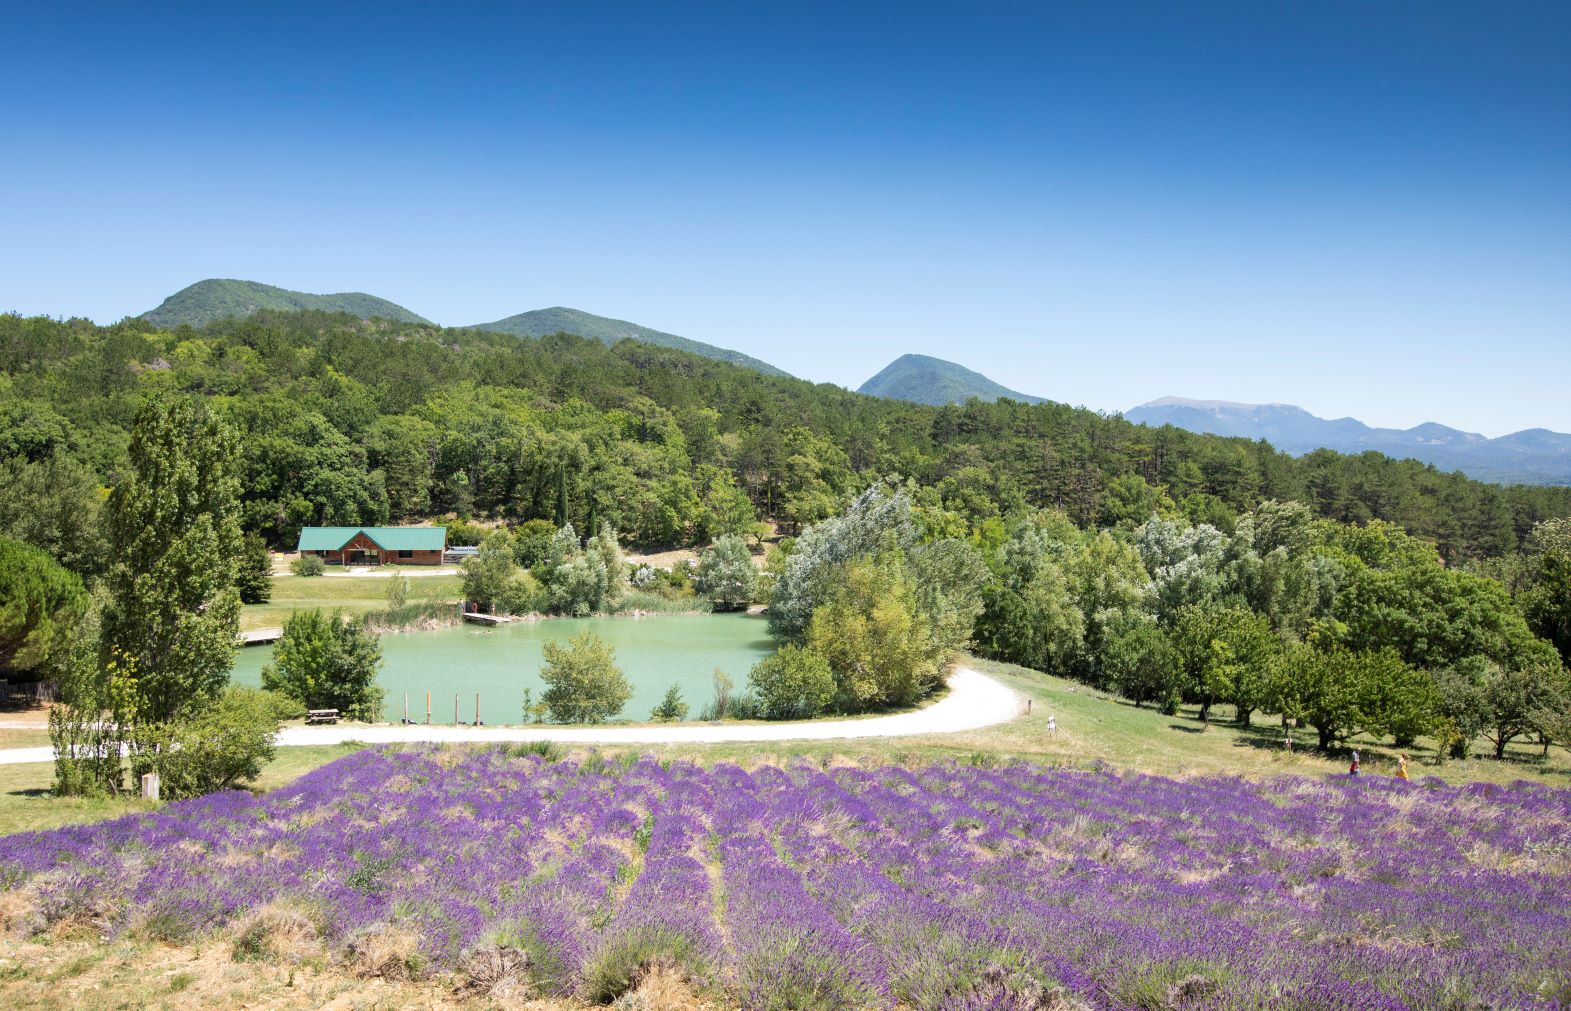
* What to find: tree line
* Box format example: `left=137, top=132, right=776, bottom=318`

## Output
left=3, top=309, right=1566, bottom=582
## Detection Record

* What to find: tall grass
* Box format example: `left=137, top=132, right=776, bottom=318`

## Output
left=359, top=601, right=460, bottom=632
left=616, top=590, right=711, bottom=615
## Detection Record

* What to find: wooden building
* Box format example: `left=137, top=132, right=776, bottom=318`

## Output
left=295, top=526, right=448, bottom=566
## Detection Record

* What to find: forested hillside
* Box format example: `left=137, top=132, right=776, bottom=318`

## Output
left=470, top=306, right=790, bottom=377
left=858, top=352, right=1045, bottom=406
left=140, top=279, right=432, bottom=328
left=2, top=309, right=1568, bottom=563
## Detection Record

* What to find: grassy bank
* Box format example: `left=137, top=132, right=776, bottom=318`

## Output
left=241, top=573, right=464, bottom=631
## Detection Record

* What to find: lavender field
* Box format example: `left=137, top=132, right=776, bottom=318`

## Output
left=3, top=748, right=1569, bottom=1010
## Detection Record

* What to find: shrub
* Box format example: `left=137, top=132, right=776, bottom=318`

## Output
left=748, top=645, right=835, bottom=720
left=134, top=686, right=287, bottom=799
left=540, top=630, right=631, bottom=724
left=262, top=609, right=385, bottom=720
left=650, top=684, right=689, bottom=722
left=445, top=521, right=490, bottom=548
left=291, top=554, right=325, bottom=577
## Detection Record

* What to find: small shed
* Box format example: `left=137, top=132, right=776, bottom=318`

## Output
left=296, top=526, right=448, bottom=566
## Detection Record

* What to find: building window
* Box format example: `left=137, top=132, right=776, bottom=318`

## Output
left=398, top=550, right=413, bottom=559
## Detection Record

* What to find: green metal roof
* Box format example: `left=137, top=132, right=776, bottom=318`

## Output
left=296, top=526, right=447, bottom=552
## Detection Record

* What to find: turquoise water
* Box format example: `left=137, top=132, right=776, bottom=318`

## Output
left=230, top=613, right=775, bottom=725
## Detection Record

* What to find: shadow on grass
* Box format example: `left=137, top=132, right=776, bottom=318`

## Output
left=8, top=788, right=50, bottom=798
left=1166, top=723, right=1206, bottom=735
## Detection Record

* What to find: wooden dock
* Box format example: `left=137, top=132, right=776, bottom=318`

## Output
left=461, top=612, right=512, bottom=626
left=239, top=627, right=283, bottom=646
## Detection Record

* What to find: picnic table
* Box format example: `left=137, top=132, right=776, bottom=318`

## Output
left=306, top=709, right=341, bottom=725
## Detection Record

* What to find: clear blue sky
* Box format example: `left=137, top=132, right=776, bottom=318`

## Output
left=3, top=1, right=1567, bottom=435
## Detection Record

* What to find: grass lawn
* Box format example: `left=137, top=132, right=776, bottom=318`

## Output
left=240, top=572, right=463, bottom=631
left=622, top=656, right=1571, bottom=787
left=0, top=745, right=364, bottom=837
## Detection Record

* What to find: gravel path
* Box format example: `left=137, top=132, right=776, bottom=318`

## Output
left=0, top=667, right=1021, bottom=765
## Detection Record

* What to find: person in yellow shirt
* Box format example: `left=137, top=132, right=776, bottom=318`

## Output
left=1395, top=753, right=1410, bottom=781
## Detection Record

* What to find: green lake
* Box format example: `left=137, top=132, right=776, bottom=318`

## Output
left=230, top=613, right=775, bottom=725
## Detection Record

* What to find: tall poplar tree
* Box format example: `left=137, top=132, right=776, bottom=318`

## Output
left=100, top=397, right=244, bottom=724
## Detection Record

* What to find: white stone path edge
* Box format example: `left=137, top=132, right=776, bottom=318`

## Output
left=0, top=667, right=1022, bottom=766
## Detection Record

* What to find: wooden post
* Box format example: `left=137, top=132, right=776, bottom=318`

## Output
left=475, top=692, right=481, bottom=726
left=141, top=771, right=160, bottom=801
left=425, top=691, right=431, bottom=725
left=403, top=693, right=409, bottom=725
left=454, top=693, right=459, bottom=725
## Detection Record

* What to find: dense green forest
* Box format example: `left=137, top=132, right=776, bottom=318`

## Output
left=3, top=309, right=1567, bottom=569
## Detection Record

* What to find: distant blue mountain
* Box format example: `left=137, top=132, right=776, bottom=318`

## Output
left=1126, top=397, right=1571, bottom=486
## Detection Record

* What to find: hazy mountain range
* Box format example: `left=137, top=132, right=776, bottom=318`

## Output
left=140, top=279, right=787, bottom=377
left=1125, top=397, right=1571, bottom=486
left=857, top=354, right=1044, bottom=406
left=136, top=280, right=1569, bottom=486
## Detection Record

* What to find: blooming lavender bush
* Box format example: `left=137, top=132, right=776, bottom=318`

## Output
left=2, top=749, right=1569, bottom=1009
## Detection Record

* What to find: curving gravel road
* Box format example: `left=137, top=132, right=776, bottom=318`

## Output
left=0, top=667, right=1021, bottom=765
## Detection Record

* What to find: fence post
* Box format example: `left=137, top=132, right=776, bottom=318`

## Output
left=425, top=691, right=431, bottom=725
left=454, top=693, right=459, bottom=725
left=475, top=692, right=480, bottom=726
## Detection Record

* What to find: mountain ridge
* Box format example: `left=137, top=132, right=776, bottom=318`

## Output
left=140, top=279, right=433, bottom=328
left=1127, top=397, right=1571, bottom=485
left=858, top=353, right=1045, bottom=406
left=138, top=281, right=790, bottom=377
left=466, top=306, right=789, bottom=377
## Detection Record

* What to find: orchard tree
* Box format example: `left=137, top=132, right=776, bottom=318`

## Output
left=1102, top=618, right=1180, bottom=712
left=1170, top=604, right=1278, bottom=724
left=100, top=397, right=244, bottom=724
left=1522, top=551, right=1571, bottom=666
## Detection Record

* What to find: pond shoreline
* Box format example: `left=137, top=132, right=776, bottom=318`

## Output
left=231, top=611, right=774, bottom=727
left=359, top=604, right=721, bottom=635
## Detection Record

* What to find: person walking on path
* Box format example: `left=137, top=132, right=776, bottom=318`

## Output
left=1395, top=754, right=1409, bottom=781
left=1348, top=750, right=1361, bottom=776
left=1047, top=714, right=1057, bottom=733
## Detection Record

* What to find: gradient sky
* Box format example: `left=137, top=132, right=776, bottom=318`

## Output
left=3, top=1, right=1567, bottom=435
